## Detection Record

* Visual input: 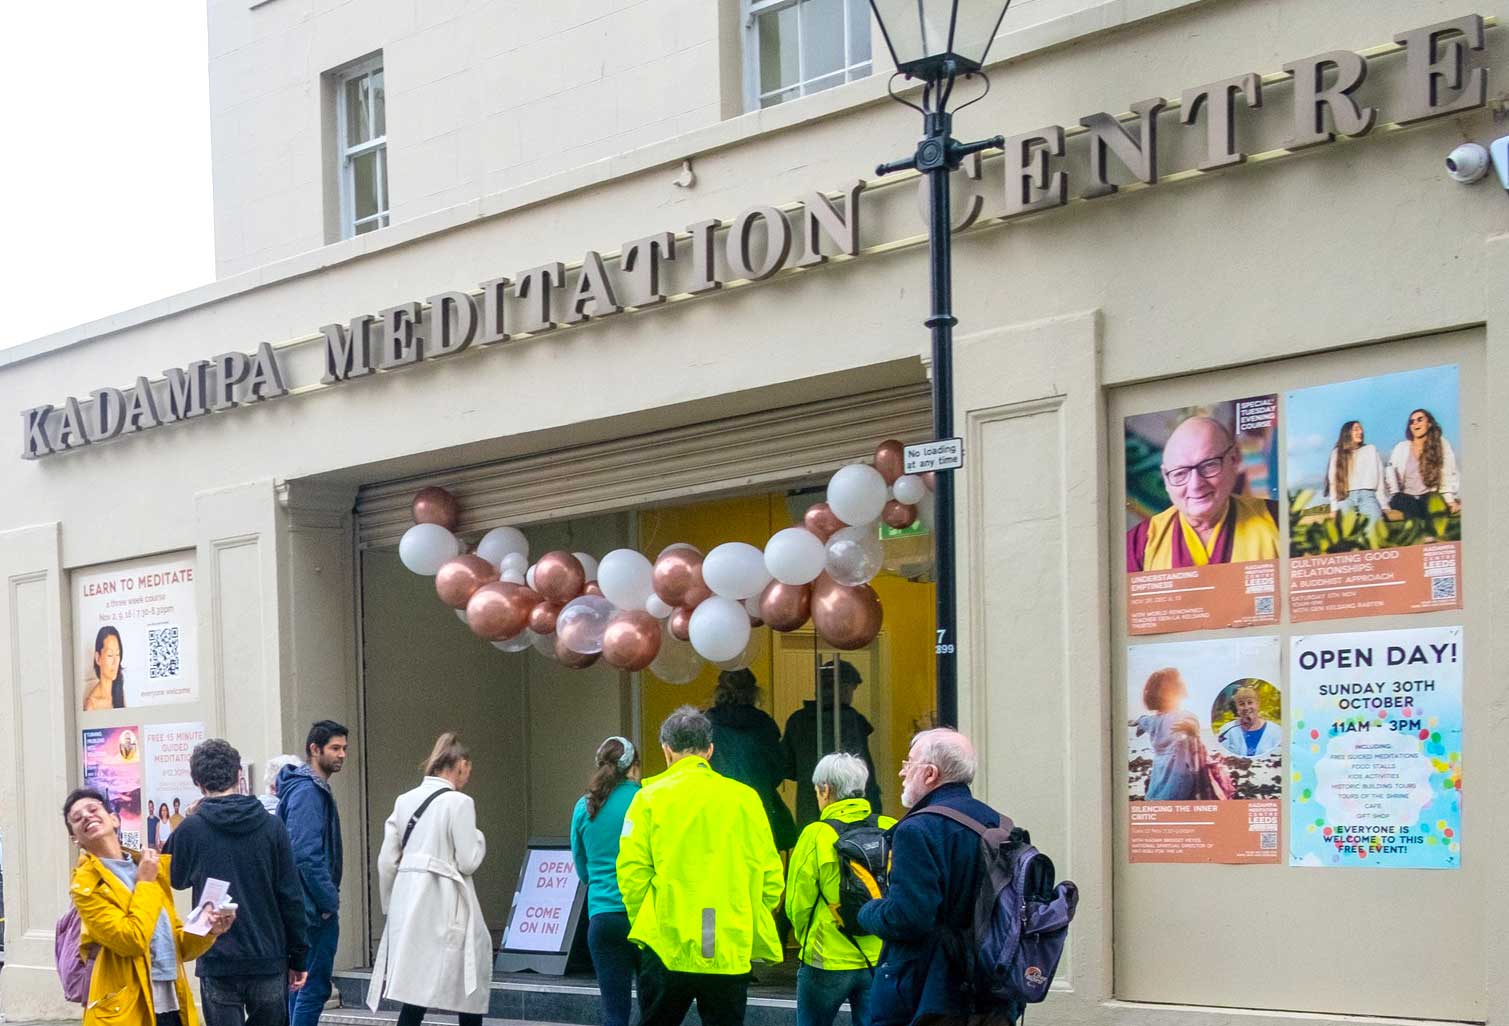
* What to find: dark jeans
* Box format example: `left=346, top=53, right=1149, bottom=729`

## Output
left=797, top=964, right=873, bottom=1026
left=638, top=946, right=749, bottom=1026
left=396, top=1003, right=482, bottom=1026
left=203, top=973, right=288, bottom=1026
left=289, top=913, right=339, bottom=1026
left=156, top=1014, right=183, bottom=1026
left=588, top=912, right=638, bottom=1026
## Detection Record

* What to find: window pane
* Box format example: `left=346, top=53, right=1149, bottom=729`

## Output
left=351, top=149, right=382, bottom=221
left=758, top=5, right=800, bottom=96
left=355, top=218, right=382, bottom=236
left=847, top=0, right=872, bottom=67
left=804, top=70, right=845, bottom=97
left=345, top=74, right=371, bottom=146
left=800, top=0, right=845, bottom=82
left=760, top=87, right=801, bottom=109
left=370, top=67, right=385, bottom=136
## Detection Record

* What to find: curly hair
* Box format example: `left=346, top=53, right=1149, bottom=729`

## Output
left=1406, top=408, right=1444, bottom=491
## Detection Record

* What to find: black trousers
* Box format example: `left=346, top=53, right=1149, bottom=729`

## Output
left=637, top=947, right=750, bottom=1026
left=396, top=1003, right=482, bottom=1026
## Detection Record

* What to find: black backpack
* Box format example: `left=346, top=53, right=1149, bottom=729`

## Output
left=827, top=814, right=890, bottom=935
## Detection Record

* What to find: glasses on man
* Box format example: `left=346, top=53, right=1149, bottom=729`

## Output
left=1162, top=444, right=1235, bottom=487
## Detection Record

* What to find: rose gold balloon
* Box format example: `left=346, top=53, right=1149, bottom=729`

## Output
left=555, top=634, right=600, bottom=669
left=466, top=582, right=539, bottom=640
left=533, top=551, right=586, bottom=604
left=882, top=499, right=918, bottom=529
left=811, top=573, right=883, bottom=650
left=436, top=554, right=498, bottom=609
left=412, top=486, right=460, bottom=530
left=584, top=582, right=604, bottom=598
left=668, top=606, right=693, bottom=642
left=602, top=610, right=663, bottom=671
left=803, top=502, right=844, bottom=543
left=758, top=580, right=811, bottom=632
left=653, top=548, right=712, bottom=607
left=874, top=439, right=906, bottom=485
left=528, top=601, right=563, bottom=635
left=921, top=471, right=936, bottom=491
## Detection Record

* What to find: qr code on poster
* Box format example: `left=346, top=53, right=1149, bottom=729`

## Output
left=1254, top=596, right=1274, bottom=616
left=147, top=625, right=181, bottom=679
left=1431, top=576, right=1457, bottom=601
left=1260, top=832, right=1277, bottom=850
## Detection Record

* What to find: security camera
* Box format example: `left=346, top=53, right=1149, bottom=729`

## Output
left=1445, top=143, right=1488, bottom=183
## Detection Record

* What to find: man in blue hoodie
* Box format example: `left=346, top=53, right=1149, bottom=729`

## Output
left=279, top=720, right=349, bottom=1026
left=167, top=738, right=308, bottom=1025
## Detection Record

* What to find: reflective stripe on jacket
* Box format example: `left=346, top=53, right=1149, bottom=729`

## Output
left=617, top=755, right=784, bottom=974
left=786, top=798, right=895, bottom=970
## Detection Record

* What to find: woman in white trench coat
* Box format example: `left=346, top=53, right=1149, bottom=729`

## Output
left=367, top=733, right=491, bottom=1026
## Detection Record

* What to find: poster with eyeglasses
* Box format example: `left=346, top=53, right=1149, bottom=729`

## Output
left=1125, top=395, right=1280, bottom=634
left=1284, top=366, right=1462, bottom=622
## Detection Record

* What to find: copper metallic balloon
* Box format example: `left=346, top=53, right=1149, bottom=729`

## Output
left=555, top=634, right=600, bottom=669
left=412, top=486, right=460, bottom=530
left=921, top=471, right=936, bottom=491
left=436, top=554, right=498, bottom=609
left=668, top=605, right=693, bottom=642
left=584, top=581, right=605, bottom=598
left=602, top=609, right=663, bottom=672
left=653, top=548, right=712, bottom=607
left=533, top=551, right=586, bottom=604
left=810, top=573, right=883, bottom=650
left=882, top=499, right=918, bottom=529
left=466, top=582, right=540, bottom=640
left=528, top=601, right=563, bottom=635
left=803, top=502, right=844, bottom=543
left=758, top=580, right=811, bottom=632
left=873, top=439, right=906, bottom=485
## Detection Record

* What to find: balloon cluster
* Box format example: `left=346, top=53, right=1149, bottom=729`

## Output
left=396, top=440, right=932, bottom=680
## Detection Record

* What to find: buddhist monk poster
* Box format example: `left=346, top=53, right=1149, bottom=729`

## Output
left=1285, top=365, right=1462, bottom=623
left=1126, top=636, right=1282, bottom=863
left=1125, top=395, right=1280, bottom=634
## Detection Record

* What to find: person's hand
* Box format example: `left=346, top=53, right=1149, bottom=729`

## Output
left=138, top=848, right=160, bottom=883
left=289, top=970, right=308, bottom=991
left=1449, top=500, right=1461, bottom=515
left=1385, top=509, right=1404, bottom=522
left=208, top=907, right=237, bottom=936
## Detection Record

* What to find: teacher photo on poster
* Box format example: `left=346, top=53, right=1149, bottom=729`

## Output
left=1214, top=683, right=1281, bottom=759
left=81, top=624, right=125, bottom=711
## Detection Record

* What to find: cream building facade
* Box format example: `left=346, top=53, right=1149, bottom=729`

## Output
left=2, top=1, right=1508, bottom=1023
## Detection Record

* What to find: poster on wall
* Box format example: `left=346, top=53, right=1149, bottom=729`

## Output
left=82, top=726, right=144, bottom=849
left=1290, top=626, right=1462, bottom=869
left=1126, top=637, right=1282, bottom=863
left=143, top=721, right=207, bottom=851
left=1124, top=395, right=1280, bottom=634
left=1285, top=365, right=1462, bottom=622
left=76, top=553, right=198, bottom=711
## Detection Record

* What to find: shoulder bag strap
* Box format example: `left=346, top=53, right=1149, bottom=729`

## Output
left=400, top=787, right=450, bottom=855
left=912, top=804, right=1016, bottom=837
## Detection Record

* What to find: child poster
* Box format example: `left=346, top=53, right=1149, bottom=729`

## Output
left=1290, top=626, right=1462, bottom=869
left=1124, top=395, right=1280, bottom=634
left=76, top=552, right=198, bottom=711
left=1127, top=637, right=1282, bottom=863
left=143, top=721, right=207, bottom=851
left=82, top=725, right=144, bottom=849
left=1285, top=366, right=1462, bottom=622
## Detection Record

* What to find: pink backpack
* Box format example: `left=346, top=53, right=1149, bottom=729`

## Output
left=55, top=903, right=97, bottom=1004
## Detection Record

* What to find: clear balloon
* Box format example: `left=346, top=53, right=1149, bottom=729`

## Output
left=645, top=594, right=674, bottom=620
left=893, top=474, right=926, bottom=505
left=532, top=630, right=558, bottom=658
left=555, top=634, right=601, bottom=669
left=598, top=549, right=656, bottom=610
left=556, top=594, right=616, bottom=654
left=492, top=630, right=537, bottom=653
left=825, top=524, right=884, bottom=586
left=648, top=631, right=703, bottom=684
left=476, top=526, right=529, bottom=568
left=703, top=542, right=772, bottom=600
left=454, top=607, right=470, bottom=624
left=574, top=552, right=600, bottom=582
left=827, top=463, right=890, bottom=526
left=399, top=523, right=461, bottom=575
left=764, top=526, right=827, bottom=585
left=688, top=596, right=751, bottom=663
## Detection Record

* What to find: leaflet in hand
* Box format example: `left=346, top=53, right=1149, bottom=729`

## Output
left=183, top=877, right=232, bottom=935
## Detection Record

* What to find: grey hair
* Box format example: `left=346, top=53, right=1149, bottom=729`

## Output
left=910, top=728, right=976, bottom=786
left=812, top=752, right=869, bottom=800
left=659, top=705, right=714, bottom=754
left=264, top=754, right=302, bottom=794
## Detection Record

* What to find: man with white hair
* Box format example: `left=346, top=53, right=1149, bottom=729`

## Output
left=857, top=729, right=1014, bottom=1026
left=259, top=755, right=302, bottom=814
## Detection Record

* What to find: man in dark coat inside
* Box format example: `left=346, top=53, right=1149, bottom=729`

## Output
left=781, top=659, right=882, bottom=830
left=707, top=669, right=798, bottom=851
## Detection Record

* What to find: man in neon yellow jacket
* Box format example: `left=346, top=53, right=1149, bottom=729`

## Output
left=617, top=705, right=784, bottom=1026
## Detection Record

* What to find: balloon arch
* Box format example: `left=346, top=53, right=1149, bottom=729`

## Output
left=397, top=440, right=936, bottom=680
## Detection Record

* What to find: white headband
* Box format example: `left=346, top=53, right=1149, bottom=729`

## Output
left=607, top=736, right=635, bottom=771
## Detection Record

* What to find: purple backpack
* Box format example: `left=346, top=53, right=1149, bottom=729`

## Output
left=55, top=903, right=97, bottom=1004
left=915, top=807, right=1078, bottom=1010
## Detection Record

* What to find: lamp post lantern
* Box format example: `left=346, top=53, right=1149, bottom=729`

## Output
left=869, top=0, right=1012, bottom=730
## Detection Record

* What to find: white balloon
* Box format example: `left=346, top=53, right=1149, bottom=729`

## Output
left=500, top=552, right=529, bottom=575
left=688, top=596, right=751, bottom=662
left=763, top=526, right=827, bottom=585
left=492, top=630, right=536, bottom=653
left=649, top=631, right=703, bottom=684
left=893, top=474, right=927, bottom=505
left=574, top=552, right=600, bottom=582
left=825, top=523, right=884, bottom=586
left=500, top=569, right=526, bottom=585
left=476, top=526, right=529, bottom=568
left=399, top=523, right=461, bottom=575
left=598, top=549, right=656, bottom=610
left=645, top=594, right=674, bottom=619
left=827, top=464, right=889, bottom=526
left=454, top=608, right=470, bottom=624
left=917, top=491, right=936, bottom=532
left=743, top=595, right=763, bottom=618
left=703, top=542, right=772, bottom=600
left=556, top=595, right=616, bottom=654
left=526, top=564, right=537, bottom=590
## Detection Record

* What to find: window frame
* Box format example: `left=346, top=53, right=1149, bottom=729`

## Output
left=334, top=54, right=389, bottom=239
left=742, top=0, right=873, bottom=113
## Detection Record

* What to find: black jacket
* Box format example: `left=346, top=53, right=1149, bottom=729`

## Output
left=276, top=763, right=343, bottom=924
left=781, top=700, right=882, bottom=829
left=707, top=703, right=799, bottom=850
left=166, top=793, right=309, bottom=977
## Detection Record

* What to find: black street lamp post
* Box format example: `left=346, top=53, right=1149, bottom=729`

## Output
left=870, top=1, right=1012, bottom=729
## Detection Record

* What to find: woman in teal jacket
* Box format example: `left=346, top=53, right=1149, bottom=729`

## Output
left=569, top=736, right=641, bottom=1026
